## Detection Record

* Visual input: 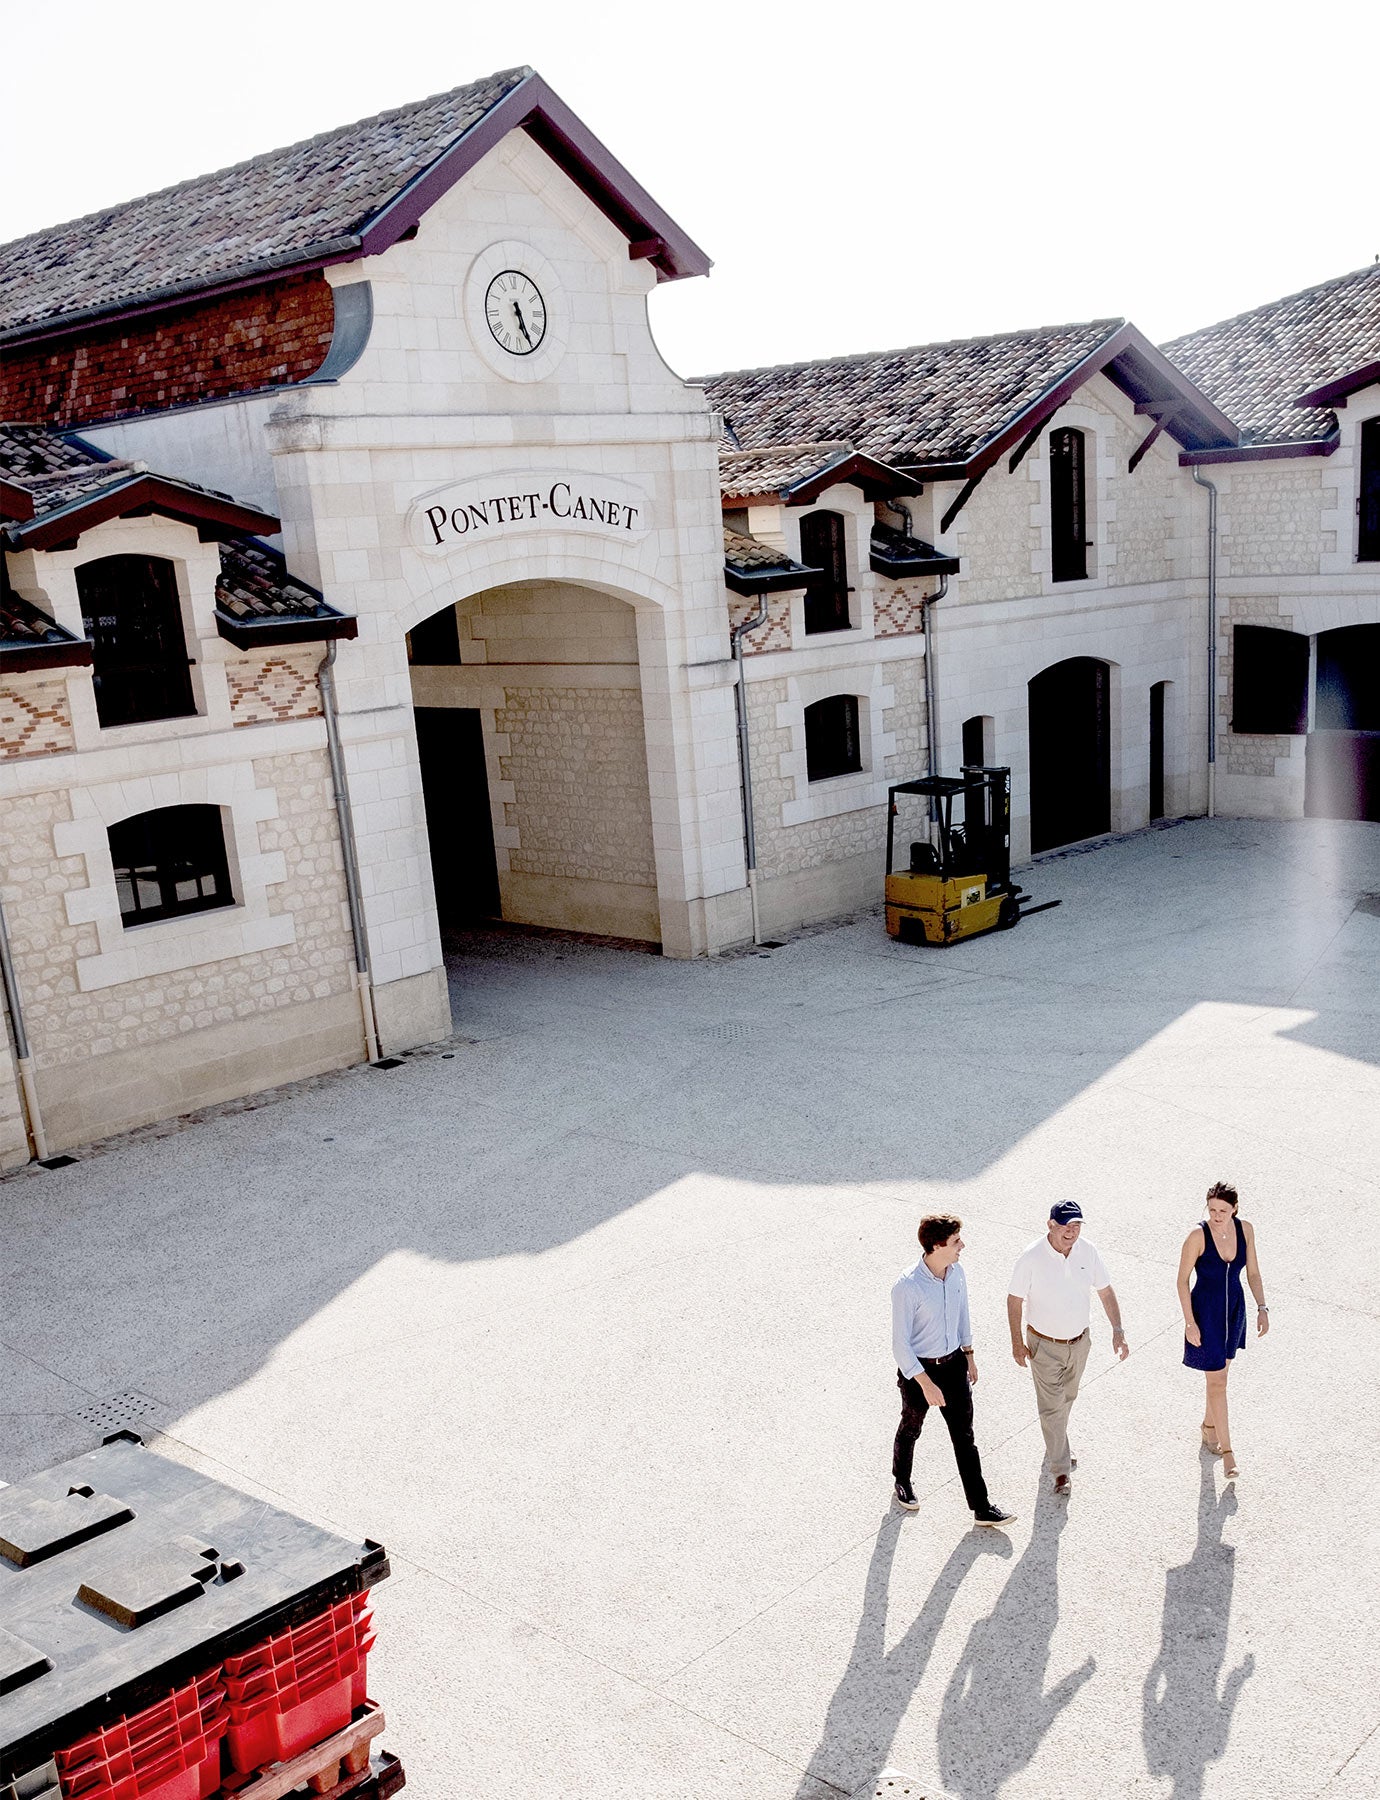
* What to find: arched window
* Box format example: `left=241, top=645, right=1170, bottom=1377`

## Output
left=1049, top=428, right=1087, bottom=582
left=962, top=715, right=994, bottom=768
left=109, top=806, right=233, bottom=927
left=76, top=555, right=195, bottom=727
left=804, top=694, right=861, bottom=781
left=1359, top=419, right=1380, bottom=561
left=799, top=511, right=850, bottom=634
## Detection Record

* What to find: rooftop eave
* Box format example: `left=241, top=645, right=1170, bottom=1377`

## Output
left=781, top=452, right=924, bottom=506
left=214, top=608, right=358, bottom=650
left=0, top=635, right=94, bottom=672
left=1295, top=363, right=1380, bottom=409
left=1178, top=436, right=1339, bottom=466
left=724, top=563, right=816, bottom=596
left=5, top=478, right=280, bottom=552
left=870, top=546, right=960, bottom=580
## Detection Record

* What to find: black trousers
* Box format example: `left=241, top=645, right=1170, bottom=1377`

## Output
left=892, top=1353, right=991, bottom=1514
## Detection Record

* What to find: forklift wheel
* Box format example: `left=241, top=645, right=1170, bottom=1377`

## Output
left=997, top=894, right=1021, bottom=930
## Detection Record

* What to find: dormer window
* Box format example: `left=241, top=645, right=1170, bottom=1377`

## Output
left=1049, top=428, right=1088, bottom=582
left=799, top=510, right=850, bottom=634
left=76, top=555, right=195, bottom=727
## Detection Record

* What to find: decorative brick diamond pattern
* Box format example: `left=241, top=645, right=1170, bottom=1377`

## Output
left=728, top=593, right=791, bottom=654
left=873, top=585, right=927, bottom=638
left=227, top=650, right=323, bottom=726
left=0, top=674, right=74, bottom=759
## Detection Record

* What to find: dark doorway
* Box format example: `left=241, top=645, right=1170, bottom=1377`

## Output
left=1028, top=658, right=1111, bottom=852
left=1149, top=682, right=1167, bottom=820
left=962, top=715, right=990, bottom=769
left=1307, top=625, right=1380, bottom=821
left=414, top=707, right=501, bottom=923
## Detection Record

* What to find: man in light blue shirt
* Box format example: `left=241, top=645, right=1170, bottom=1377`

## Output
left=891, top=1214, right=1015, bottom=1525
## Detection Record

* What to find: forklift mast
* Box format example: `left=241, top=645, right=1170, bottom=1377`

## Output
left=961, top=765, right=1012, bottom=891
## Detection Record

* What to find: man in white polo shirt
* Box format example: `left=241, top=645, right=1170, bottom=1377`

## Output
left=1007, top=1200, right=1128, bottom=1495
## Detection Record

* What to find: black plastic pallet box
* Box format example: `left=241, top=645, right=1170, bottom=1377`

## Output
left=0, top=1435, right=389, bottom=1793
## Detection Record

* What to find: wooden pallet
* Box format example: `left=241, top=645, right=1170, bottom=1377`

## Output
left=219, top=1703, right=393, bottom=1800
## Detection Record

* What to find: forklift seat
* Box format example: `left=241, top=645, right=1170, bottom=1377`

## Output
left=909, top=841, right=940, bottom=874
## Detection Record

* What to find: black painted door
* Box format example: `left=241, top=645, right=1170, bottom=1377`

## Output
left=1306, top=624, right=1380, bottom=820
left=1028, top=658, right=1111, bottom=852
left=414, top=707, right=501, bottom=923
left=1149, top=682, right=1166, bottom=820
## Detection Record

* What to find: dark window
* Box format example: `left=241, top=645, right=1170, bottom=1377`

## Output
left=962, top=715, right=989, bottom=768
left=1049, top=428, right=1088, bottom=582
left=804, top=694, right=861, bottom=781
left=76, top=555, right=195, bottom=727
left=1359, top=419, right=1380, bottom=561
left=1315, top=623, right=1380, bottom=730
left=109, top=805, right=234, bottom=927
left=407, top=606, right=462, bottom=665
left=1232, top=625, right=1309, bottom=734
left=1149, top=682, right=1167, bottom=820
left=799, top=511, right=850, bottom=634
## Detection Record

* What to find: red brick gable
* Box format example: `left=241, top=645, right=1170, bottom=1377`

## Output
left=0, top=273, right=335, bottom=429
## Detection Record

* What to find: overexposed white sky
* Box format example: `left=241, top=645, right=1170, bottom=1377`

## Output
left=3, top=1, right=1376, bottom=379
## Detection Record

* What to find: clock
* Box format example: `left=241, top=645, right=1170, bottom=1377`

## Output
left=484, top=270, right=547, bottom=356
left=465, top=241, right=566, bottom=382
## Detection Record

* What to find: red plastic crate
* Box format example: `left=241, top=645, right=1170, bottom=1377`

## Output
left=223, top=1674, right=355, bottom=1774
left=55, top=1743, right=219, bottom=1800
left=55, top=1675, right=224, bottom=1800
left=222, top=1597, right=370, bottom=1680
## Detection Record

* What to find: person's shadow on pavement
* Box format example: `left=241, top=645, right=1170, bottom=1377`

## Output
left=1142, top=1456, right=1253, bottom=1798
left=936, top=1486, right=1094, bottom=1798
left=792, top=1507, right=1012, bottom=1798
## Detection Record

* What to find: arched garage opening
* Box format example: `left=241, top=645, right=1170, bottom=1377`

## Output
left=1028, top=657, right=1111, bottom=852
left=1306, top=623, right=1380, bottom=822
left=406, top=579, right=660, bottom=942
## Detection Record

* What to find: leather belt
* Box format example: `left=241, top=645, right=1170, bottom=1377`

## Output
left=920, top=1350, right=965, bottom=1368
left=1028, top=1327, right=1088, bottom=1345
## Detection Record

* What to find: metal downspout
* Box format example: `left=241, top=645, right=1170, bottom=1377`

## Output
left=1192, top=468, right=1219, bottom=818
left=921, top=573, right=949, bottom=823
left=731, top=596, right=771, bottom=945
left=317, top=642, right=380, bottom=1063
left=0, top=881, right=47, bottom=1161
left=0, top=549, right=48, bottom=1161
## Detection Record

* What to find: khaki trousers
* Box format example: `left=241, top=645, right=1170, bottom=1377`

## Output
left=1027, top=1328, right=1090, bottom=1476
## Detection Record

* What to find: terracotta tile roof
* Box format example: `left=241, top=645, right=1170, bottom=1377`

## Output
left=215, top=540, right=356, bottom=646
left=700, top=321, right=1123, bottom=469
left=723, top=527, right=815, bottom=594
left=216, top=540, right=335, bottom=623
left=0, top=587, right=89, bottom=666
left=1162, top=263, right=1380, bottom=446
left=0, top=424, right=269, bottom=545
left=720, top=443, right=849, bottom=500
left=0, top=69, right=529, bottom=338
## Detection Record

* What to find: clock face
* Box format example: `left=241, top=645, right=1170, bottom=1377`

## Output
left=484, top=270, right=547, bottom=356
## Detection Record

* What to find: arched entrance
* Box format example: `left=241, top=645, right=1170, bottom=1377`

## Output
left=405, top=577, right=660, bottom=942
left=1305, top=623, right=1380, bottom=821
left=1028, top=657, right=1111, bottom=852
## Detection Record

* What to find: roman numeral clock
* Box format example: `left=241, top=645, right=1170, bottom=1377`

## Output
left=466, top=240, right=566, bottom=382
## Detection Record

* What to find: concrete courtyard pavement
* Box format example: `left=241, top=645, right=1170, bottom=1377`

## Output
left=3, top=817, right=1380, bottom=1799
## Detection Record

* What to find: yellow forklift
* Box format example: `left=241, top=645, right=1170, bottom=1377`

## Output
left=885, top=767, right=1059, bottom=945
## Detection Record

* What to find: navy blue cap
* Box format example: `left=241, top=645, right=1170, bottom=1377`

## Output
left=1049, top=1200, right=1084, bottom=1225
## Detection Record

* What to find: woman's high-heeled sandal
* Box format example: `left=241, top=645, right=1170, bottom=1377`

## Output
left=1201, top=1426, right=1223, bottom=1455
left=1222, top=1451, right=1240, bottom=1479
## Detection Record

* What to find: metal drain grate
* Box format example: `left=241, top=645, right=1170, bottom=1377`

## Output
left=73, top=1393, right=164, bottom=1433
left=694, top=1021, right=762, bottom=1042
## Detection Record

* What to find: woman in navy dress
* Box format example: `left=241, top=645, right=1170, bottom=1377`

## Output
left=1176, top=1181, right=1269, bottom=1479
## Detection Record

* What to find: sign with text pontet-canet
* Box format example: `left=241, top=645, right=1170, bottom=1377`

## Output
left=410, top=470, right=652, bottom=554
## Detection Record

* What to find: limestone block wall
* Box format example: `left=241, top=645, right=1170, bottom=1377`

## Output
left=496, top=683, right=658, bottom=938
left=745, top=656, right=925, bottom=931
left=1106, top=414, right=1175, bottom=587
left=0, top=743, right=360, bottom=1152
left=227, top=648, right=324, bottom=726
left=1219, top=463, right=1332, bottom=577
left=0, top=673, right=75, bottom=760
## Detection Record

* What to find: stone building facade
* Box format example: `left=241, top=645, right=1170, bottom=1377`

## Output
left=2, top=66, right=1379, bottom=1166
